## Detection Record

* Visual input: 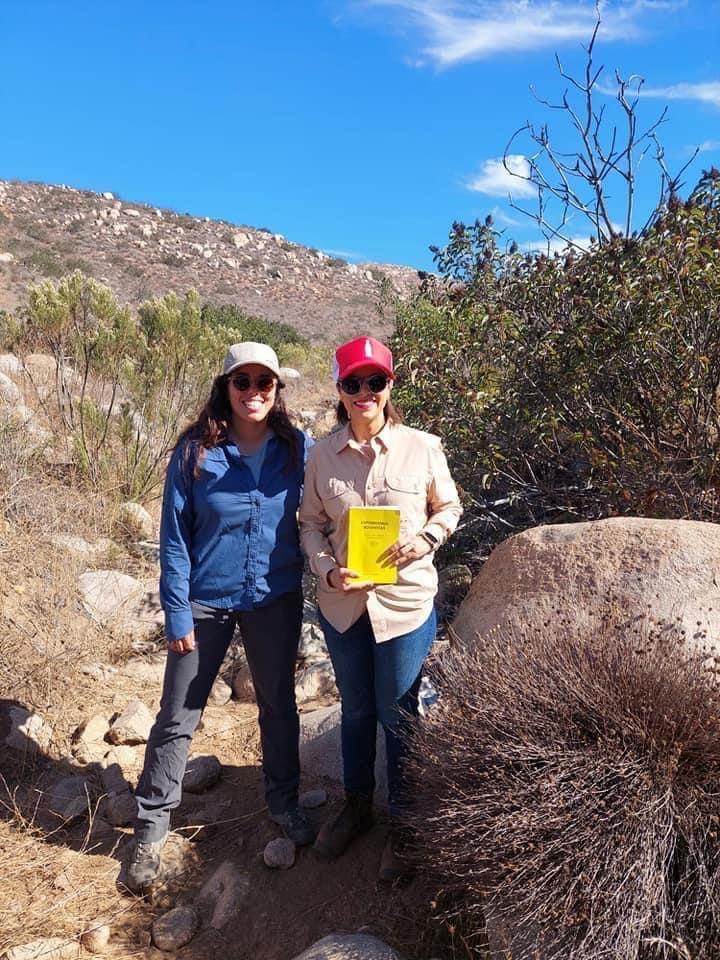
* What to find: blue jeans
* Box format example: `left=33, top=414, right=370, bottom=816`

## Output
left=318, top=607, right=436, bottom=817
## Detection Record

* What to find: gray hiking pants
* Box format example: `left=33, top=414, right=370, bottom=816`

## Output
left=134, top=590, right=303, bottom=842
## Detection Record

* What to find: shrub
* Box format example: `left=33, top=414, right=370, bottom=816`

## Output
left=407, top=613, right=720, bottom=959
left=22, top=248, right=65, bottom=277
left=392, top=170, right=720, bottom=562
left=200, top=302, right=306, bottom=352
left=18, top=273, right=234, bottom=500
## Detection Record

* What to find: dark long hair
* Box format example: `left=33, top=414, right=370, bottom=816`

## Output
left=176, top=374, right=299, bottom=476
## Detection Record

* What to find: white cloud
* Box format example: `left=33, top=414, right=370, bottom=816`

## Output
left=697, top=139, right=720, bottom=153
left=466, top=155, right=538, bottom=198
left=631, top=81, right=720, bottom=108
left=358, top=1, right=684, bottom=67
left=489, top=204, right=524, bottom=227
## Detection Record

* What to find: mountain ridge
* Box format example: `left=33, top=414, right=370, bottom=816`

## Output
left=0, top=179, right=419, bottom=342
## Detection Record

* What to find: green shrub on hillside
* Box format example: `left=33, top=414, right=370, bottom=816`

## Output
left=200, top=302, right=305, bottom=356
left=392, top=170, right=720, bottom=561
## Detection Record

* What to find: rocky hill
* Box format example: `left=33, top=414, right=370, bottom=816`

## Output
left=0, top=179, right=419, bottom=342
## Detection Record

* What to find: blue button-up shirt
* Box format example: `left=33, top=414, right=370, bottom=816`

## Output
left=159, top=428, right=312, bottom=640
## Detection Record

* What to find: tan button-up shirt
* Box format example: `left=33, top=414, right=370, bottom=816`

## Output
left=299, top=421, right=462, bottom=642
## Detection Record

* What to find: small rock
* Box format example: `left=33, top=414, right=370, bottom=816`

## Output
left=4, top=705, right=53, bottom=753
left=2, top=938, right=79, bottom=960
left=0, top=252, right=15, bottom=264
left=263, top=837, right=296, bottom=869
left=50, top=535, right=114, bottom=559
left=80, top=923, right=111, bottom=955
left=102, top=744, right=140, bottom=771
left=78, top=569, right=143, bottom=624
left=290, top=934, right=403, bottom=960
left=152, top=906, right=200, bottom=951
left=117, top=501, right=154, bottom=539
left=101, top=192, right=114, bottom=200
left=295, top=660, right=336, bottom=704
left=107, top=699, right=154, bottom=745
left=104, top=790, right=137, bottom=827
left=47, top=775, right=91, bottom=823
left=0, top=371, right=21, bottom=401
left=198, top=860, right=250, bottom=929
left=99, top=760, right=131, bottom=795
left=208, top=675, right=233, bottom=705
left=121, top=654, right=165, bottom=685
left=279, top=366, right=301, bottom=380
left=0, top=353, right=22, bottom=374
left=231, top=662, right=255, bottom=703
left=89, top=818, right=115, bottom=840
left=298, top=621, right=327, bottom=663
left=78, top=662, right=117, bottom=681
left=299, top=788, right=327, bottom=810
left=183, top=755, right=222, bottom=793
left=71, top=714, right=110, bottom=763
left=135, top=539, right=160, bottom=563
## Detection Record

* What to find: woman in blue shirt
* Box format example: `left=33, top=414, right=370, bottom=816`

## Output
left=125, top=341, right=314, bottom=893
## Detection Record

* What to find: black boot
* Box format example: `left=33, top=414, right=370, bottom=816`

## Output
left=378, top=824, right=414, bottom=883
left=312, top=791, right=373, bottom=860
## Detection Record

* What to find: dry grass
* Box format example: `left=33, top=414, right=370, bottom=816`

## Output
left=407, top=611, right=720, bottom=960
left=0, top=808, right=153, bottom=954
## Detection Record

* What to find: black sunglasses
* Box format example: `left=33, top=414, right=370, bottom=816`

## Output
left=338, top=374, right=390, bottom=395
left=228, top=373, right=277, bottom=392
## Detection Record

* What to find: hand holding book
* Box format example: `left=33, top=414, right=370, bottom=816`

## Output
left=327, top=566, right=373, bottom=592
left=379, top=534, right=434, bottom=569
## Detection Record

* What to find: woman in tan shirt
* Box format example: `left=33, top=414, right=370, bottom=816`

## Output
left=299, top=335, right=461, bottom=880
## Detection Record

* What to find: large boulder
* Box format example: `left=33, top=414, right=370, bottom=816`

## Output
left=453, top=517, right=720, bottom=656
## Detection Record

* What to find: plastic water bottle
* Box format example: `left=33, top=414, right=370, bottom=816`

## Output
left=418, top=675, right=439, bottom=717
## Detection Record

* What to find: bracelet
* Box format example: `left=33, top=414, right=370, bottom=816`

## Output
left=419, top=530, right=439, bottom=549
left=326, top=568, right=336, bottom=587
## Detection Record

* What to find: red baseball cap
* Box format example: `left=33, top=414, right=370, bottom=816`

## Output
left=332, top=336, right=394, bottom=381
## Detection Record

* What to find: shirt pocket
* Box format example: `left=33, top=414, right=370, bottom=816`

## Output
left=382, top=473, right=427, bottom=532
left=384, top=473, right=425, bottom=499
left=321, top=478, right=363, bottom=522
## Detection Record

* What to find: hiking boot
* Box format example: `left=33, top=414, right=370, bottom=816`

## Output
left=313, top=792, right=373, bottom=860
left=270, top=807, right=316, bottom=846
left=125, top=835, right=167, bottom=893
left=378, top=826, right=414, bottom=883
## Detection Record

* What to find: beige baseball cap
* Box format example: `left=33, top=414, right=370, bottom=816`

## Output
left=222, top=342, right=281, bottom=377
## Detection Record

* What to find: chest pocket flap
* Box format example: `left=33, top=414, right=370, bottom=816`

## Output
left=385, top=473, right=425, bottom=495
left=324, top=477, right=356, bottom=498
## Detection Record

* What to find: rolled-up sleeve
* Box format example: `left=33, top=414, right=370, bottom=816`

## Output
left=423, top=440, right=462, bottom=546
left=299, top=446, right=337, bottom=580
left=159, top=445, right=195, bottom=640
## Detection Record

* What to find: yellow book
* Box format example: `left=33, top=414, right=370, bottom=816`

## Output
left=346, top=505, right=401, bottom=584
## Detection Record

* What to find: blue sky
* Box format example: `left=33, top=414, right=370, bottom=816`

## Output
left=0, top=1, right=718, bottom=269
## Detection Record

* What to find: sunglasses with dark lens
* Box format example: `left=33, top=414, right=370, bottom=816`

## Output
left=229, top=373, right=277, bottom=393
left=338, top=374, right=389, bottom=395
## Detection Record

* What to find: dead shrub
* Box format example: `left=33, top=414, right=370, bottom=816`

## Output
left=407, top=613, right=720, bottom=960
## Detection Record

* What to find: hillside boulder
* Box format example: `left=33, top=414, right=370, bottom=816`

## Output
left=453, top=517, right=720, bottom=656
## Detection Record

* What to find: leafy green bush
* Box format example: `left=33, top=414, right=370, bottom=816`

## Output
left=392, top=170, right=720, bottom=561
left=200, top=302, right=306, bottom=355
left=19, top=275, right=231, bottom=500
